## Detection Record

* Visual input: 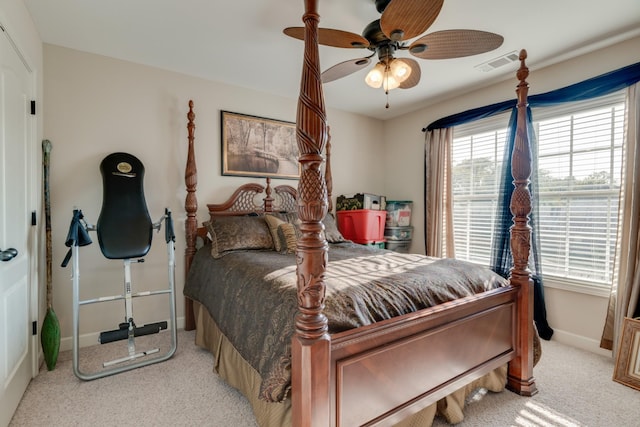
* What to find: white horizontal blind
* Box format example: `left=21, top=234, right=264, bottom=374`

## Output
left=450, top=91, right=625, bottom=289
left=451, top=128, right=507, bottom=264
left=535, top=100, right=625, bottom=286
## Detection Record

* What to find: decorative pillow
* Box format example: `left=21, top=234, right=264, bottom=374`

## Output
left=204, top=216, right=274, bottom=259
left=277, top=222, right=298, bottom=254
left=284, top=211, right=347, bottom=243
left=264, top=214, right=287, bottom=252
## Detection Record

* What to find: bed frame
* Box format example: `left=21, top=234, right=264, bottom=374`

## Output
left=183, top=2, right=536, bottom=425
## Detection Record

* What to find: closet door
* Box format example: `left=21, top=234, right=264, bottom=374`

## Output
left=0, top=26, right=36, bottom=427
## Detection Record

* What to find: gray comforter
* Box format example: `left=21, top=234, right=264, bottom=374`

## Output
left=183, top=242, right=507, bottom=403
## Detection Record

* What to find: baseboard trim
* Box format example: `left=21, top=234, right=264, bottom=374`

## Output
left=550, top=328, right=612, bottom=357
left=59, top=316, right=185, bottom=352
left=59, top=319, right=610, bottom=358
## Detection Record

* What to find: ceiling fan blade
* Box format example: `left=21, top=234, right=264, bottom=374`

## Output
left=380, top=0, right=444, bottom=41
left=283, top=27, right=370, bottom=48
left=398, top=58, right=421, bottom=89
left=409, top=30, right=504, bottom=59
left=322, top=58, right=372, bottom=83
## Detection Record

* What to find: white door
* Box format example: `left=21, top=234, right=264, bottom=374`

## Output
left=0, top=25, right=36, bottom=427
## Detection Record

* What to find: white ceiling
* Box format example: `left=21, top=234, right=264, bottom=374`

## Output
left=24, top=0, right=640, bottom=120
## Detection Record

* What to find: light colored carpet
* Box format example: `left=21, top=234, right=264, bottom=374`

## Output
left=430, top=339, right=640, bottom=427
left=10, top=329, right=640, bottom=426
left=10, top=329, right=257, bottom=427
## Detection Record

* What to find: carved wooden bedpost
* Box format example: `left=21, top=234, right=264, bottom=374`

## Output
left=506, top=50, right=538, bottom=396
left=292, top=0, right=330, bottom=425
left=264, top=177, right=274, bottom=212
left=184, top=100, right=197, bottom=331
left=325, top=127, right=333, bottom=213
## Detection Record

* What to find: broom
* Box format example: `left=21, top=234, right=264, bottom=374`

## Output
left=41, top=139, right=60, bottom=371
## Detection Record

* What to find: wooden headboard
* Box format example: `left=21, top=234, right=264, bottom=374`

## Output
left=206, top=179, right=297, bottom=217
left=183, top=106, right=334, bottom=328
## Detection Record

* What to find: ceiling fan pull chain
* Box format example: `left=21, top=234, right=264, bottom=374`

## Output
left=384, top=67, right=390, bottom=108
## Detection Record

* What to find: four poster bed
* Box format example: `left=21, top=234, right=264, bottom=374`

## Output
left=182, top=3, right=537, bottom=426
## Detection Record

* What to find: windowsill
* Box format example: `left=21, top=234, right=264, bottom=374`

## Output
left=543, top=276, right=611, bottom=298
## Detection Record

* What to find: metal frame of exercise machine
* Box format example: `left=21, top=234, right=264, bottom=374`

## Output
left=63, top=153, right=177, bottom=380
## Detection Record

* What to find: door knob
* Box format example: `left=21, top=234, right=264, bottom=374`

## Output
left=0, top=248, right=18, bottom=261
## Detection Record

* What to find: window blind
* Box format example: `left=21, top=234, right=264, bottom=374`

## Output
left=535, top=101, right=624, bottom=286
left=451, top=129, right=507, bottom=265
left=451, top=92, right=625, bottom=289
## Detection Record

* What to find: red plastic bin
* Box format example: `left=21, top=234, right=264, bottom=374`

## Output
left=336, top=209, right=386, bottom=243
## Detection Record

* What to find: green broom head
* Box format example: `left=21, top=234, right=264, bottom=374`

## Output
left=41, top=307, right=61, bottom=371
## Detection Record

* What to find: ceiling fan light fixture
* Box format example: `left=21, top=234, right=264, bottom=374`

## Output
left=382, top=61, right=400, bottom=91
left=382, top=74, right=400, bottom=91
left=390, top=58, right=411, bottom=83
left=366, top=58, right=410, bottom=91
left=365, top=62, right=386, bottom=88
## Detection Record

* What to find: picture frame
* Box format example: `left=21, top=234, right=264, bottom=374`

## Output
left=613, top=316, right=640, bottom=391
left=221, top=110, right=300, bottom=179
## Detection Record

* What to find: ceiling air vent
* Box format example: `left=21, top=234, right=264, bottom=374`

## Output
left=475, top=51, right=519, bottom=72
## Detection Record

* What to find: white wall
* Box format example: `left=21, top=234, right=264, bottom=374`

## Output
left=42, top=44, right=385, bottom=349
left=383, top=35, right=640, bottom=353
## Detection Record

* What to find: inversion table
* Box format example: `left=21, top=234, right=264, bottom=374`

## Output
left=62, top=152, right=177, bottom=380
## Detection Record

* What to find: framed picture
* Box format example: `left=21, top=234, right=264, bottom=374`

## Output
left=613, top=316, right=640, bottom=391
left=221, top=111, right=300, bottom=179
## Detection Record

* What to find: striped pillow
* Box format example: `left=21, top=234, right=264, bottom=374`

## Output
left=277, top=223, right=297, bottom=254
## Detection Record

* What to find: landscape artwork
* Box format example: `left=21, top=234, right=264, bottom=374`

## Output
left=221, top=111, right=300, bottom=179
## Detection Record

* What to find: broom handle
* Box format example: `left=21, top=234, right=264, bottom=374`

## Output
left=43, top=140, right=53, bottom=310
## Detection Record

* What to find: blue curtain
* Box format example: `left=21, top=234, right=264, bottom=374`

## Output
left=424, top=61, right=640, bottom=132
left=424, top=61, right=640, bottom=340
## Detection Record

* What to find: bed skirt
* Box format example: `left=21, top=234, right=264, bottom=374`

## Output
left=192, top=301, right=508, bottom=427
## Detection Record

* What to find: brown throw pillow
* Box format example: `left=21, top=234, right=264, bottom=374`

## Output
left=204, top=216, right=274, bottom=258
left=264, top=214, right=287, bottom=252
left=284, top=211, right=347, bottom=243
left=277, top=223, right=297, bottom=254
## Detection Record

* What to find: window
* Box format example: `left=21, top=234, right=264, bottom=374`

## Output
left=451, top=125, right=507, bottom=265
left=451, top=93, right=626, bottom=291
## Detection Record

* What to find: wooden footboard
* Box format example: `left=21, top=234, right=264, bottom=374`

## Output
left=330, top=288, right=516, bottom=426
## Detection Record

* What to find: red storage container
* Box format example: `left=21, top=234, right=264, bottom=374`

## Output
left=336, top=209, right=386, bottom=244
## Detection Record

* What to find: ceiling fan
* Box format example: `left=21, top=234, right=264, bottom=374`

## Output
left=284, top=0, right=504, bottom=108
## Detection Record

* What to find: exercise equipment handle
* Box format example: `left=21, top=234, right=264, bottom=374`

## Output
left=165, top=208, right=175, bottom=243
